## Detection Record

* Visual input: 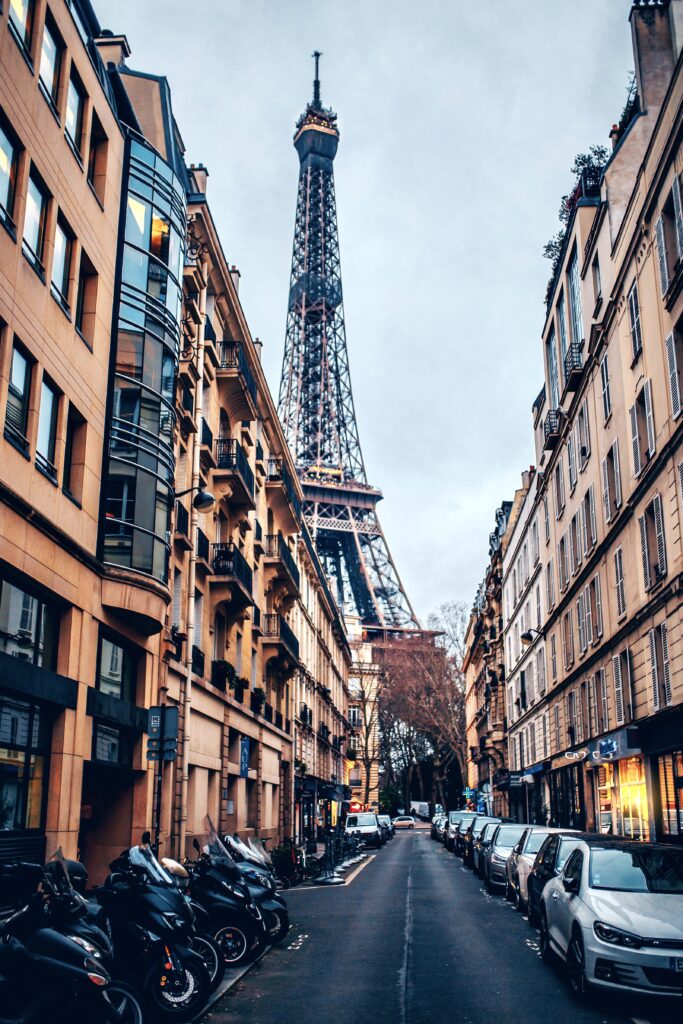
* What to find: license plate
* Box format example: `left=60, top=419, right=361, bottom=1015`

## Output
left=670, top=957, right=683, bottom=972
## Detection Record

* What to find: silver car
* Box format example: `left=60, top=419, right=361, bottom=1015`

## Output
left=507, top=827, right=577, bottom=912
left=482, top=822, right=529, bottom=893
left=540, top=838, right=683, bottom=999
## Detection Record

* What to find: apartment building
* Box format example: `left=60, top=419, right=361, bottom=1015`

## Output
left=0, top=0, right=349, bottom=881
left=510, top=0, right=683, bottom=843
left=346, top=618, right=381, bottom=811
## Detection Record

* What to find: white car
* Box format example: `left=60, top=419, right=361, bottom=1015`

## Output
left=345, top=812, right=382, bottom=848
left=507, top=827, right=578, bottom=911
left=539, top=838, right=683, bottom=999
left=392, top=815, right=415, bottom=830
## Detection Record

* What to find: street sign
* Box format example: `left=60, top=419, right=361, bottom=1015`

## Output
left=147, top=706, right=179, bottom=761
left=240, top=737, right=250, bottom=778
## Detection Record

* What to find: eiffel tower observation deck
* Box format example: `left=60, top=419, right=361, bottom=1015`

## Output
left=278, top=55, right=418, bottom=630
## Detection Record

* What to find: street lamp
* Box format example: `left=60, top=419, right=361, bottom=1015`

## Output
left=521, top=627, right=542, bottom=647
left=173, top=486, right=215, bottom=513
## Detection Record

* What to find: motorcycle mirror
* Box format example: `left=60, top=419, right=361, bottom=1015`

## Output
left=141, top=831, right=151, bottom=846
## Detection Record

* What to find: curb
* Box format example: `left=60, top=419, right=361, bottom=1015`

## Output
left=195, top=944, right=271, bottom=1021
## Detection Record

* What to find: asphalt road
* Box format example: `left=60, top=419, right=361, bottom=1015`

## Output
left=205, top=830, right=678, bottom=1024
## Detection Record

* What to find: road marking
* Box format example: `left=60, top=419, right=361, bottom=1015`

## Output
left=397, top=866, right=413, bottom=1024
left=344, top=855, right=375, bottom=885
left=630, top=1019, right=651, bottom=1024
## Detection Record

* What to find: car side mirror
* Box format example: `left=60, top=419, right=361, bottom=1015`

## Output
left=563, top=876, right=579, bottom=895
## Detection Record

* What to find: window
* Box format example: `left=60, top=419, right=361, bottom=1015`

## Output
left=65, top=68, right=86, bottom=157
left=550, top=634, right=557, bottom=681
left=8, top=0, right=35, bottom=54
left=597, top=668, right=609, bottom=733
left=5, top=342, right=32, bottom=453
left=50, top=215, right=72, bottom=311
left=0, top=116, right=20, bottom=230
left=546, top=329, right=560, bottom=409
left=38, top=10, right=63, bottom=110
left=648, top=623, right=672, bottom=711
left=577, top=399, right=591, bottom=469
left=654, top=177, right=683, bottom=296
left=612, top=648, right=632, bottom=726
left=614, top=547, right=626, bottom=618
left=665, top=330, right=682, bottom=419
left=569, top=513, right=582, bottom=575
left=87, top=109, right=108, bottom=204
left=562, top=609, right=574, bottom=670
left=567, top=431, right=577, bottom=491
left=558, top=535, right=569, bottom=592
left=600, top=353, right=611, bottom=421
left=581, top=485, right=597, bottom=555
left=585, top=574, right=603, bottom=643
left=536, top=649, right=546, bottom=696
left=97, top=634, right=137, bottom=703
left=22, top=169, right=49, bottom=273
left=601, top=440, right=622, bottom=523
left=554, top=704, right=561, bottom=751
left=0, top=694, right=50, bottom=832
left=0, top=574, right=58, bottom=668
left=568, top=249, right=583, bottom=346
left=554, top=458, right=565, bottom=518
left=545, top=559, right=555, bottom=610
left=630, top=379, right=655, bottom=477
left=557, top=291, right=568, bottom=377
left=531, top=519, right=540, bottom=565
left=566, top=689, right=576, bottom=745
left=535, top=584, right=541, bottom=629
left=638, top=493, right=667, bottom=591
left=62, top=403, right=85, bottom=500
left=592, top=255, right=602, bottom=306
left=36, top=377, right=59, bottom=479
left=543, top=495, right=550, bottom=543
left=75, top=248, right=97, bottom=344
left=627, top=280, right=643, bottom=360
left=577, top=593, right=587, bottom=655
left=656, top=749, right=683, bottom=838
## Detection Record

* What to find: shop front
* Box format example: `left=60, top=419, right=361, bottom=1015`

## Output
left=548, top=757, right=586, bottom=829
left=640, top=706, right=683, bottom=845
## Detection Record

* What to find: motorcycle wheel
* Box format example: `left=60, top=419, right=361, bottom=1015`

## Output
left=265, top=908, right=290, bottom=944
left=102, top=983, right=145, bottom=1024
left=146, top=957, right=209, bottom=1019
left=215, top=924, right=258, bottom=966
left=191, top=933, right=226, bottom=993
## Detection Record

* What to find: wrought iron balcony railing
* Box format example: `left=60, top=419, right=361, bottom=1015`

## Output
left=191, top=645, right=205, bottom=677
left=181, top=383, right=194, bottom=416
left=563, top=341, right=583, bottom=391
left=204, top=317, right=217, bottom=344
left=215, top=438, right=255, bottom=499
left=217, top=342, right=257, bottom=405
left=266, top=458, right=301, bottom=522
left=211, top=542, right=253, bottom=594
left=255, top=439, right=264, bottom=464
left=264, top=533, right=300, bottom=589
left=201, top=418, right=214, bottom=450
left=543, top=409, right=561, bottom=450
left=262, top=613, right=299, bottom=659
left=196, top=527, right=210, bottom=563
left=175, top=501, right=189, bottom=537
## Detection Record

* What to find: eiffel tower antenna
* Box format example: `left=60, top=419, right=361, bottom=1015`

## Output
left=278, top=61, right=418, bottom=629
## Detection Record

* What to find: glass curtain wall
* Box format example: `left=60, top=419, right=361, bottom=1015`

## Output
left=103, top=137, right=186, bottom=582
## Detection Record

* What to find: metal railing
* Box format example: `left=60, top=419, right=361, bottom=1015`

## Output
left=201, top=419, right=214, bottom=449
left=266, top=458, right=301, bottom=521
left=563, top=341, right=582, bottom=385
left=211, top=542, right=253, bottom=594
left=217, top=342, right=257, bottom=405
left=215, top=438, right=255, bottom=499
left=204, top=318, right=217, bottom=344
left=264, top=702, right=273, bottom=723
left=191, top=645, right=205, bottom=677
left=253, top=606, right=261, bottom=629
left=255, top=439, right=264, bottom=464
left=264, top=533, right=300, bottom=588
left=262, top=613, right=299, bottom=659
left=543, top=409, right=561, bottom=446
left=175, top=501, right=189, bottom=536
left=181, top=383, right=194, bottom=416
left=211, top=660, right=229, bottom=691
left=196, top=527, right=210, bottom=562
left=255, top=520, right=263, bottom=542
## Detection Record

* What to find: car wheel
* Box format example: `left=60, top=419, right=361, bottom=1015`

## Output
left=567, top=934, right=590, bottom=1001
left=485, top=871, right=495, bottom=895
left=514, top=883, right=525, bottom=914
left=539, top=910, right=553, bottom=963
left=527, top=893, right=539, bottom=927
left=505, top=878, right=515, bottom=902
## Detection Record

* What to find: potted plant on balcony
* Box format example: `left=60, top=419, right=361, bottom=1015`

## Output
left=294, top=758, right=307, bottom=775
left=251, top=686, right=266, bottom=713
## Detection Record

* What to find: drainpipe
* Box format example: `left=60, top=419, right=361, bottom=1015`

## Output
left=178, top=259, right=208, bottom=858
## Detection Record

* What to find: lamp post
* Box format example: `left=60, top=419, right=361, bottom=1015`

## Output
left=521, top=627, right=543, bottom=647
left=173, top=486, right=215, bottom=513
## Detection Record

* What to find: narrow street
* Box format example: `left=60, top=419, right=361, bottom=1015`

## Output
left=207, top=831, right=677, bottom=1024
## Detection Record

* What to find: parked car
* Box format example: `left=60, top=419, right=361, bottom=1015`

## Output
left=507, top=827, right=577, bottom=911
left=345, top=812, right=383, bottom=848
left=377, top=814, right=395, bottom=840
left=430, top=814, right=446, bottom=840
left=482, top=823, right=529, bottom=893
left=526, top=831, right=592, bottom=926
left=435, top=816, right=449, bottom=844
left=446, top=811, right=477, bottom=852
left=463, top=816, right=500, bottom=868
left=539, top=838, right=683, bottom=1000
left=392, top=815, right=415, bottom=830
left=473, top=821, right=500, bottom=878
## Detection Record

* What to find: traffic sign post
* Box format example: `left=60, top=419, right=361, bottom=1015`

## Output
left=147, top=706, right=179, bottom=852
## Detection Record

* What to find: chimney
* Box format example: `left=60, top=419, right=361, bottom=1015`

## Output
left=253, top=337, right=263, bottom=361
left=94, top=31, right=131, bottom=68
left=629, top=1, right=677, bottom=115
left=609, top=123, right=621, bottom=149
left=191, top=163, right=209, bottom=195
left=229, top=265, right=241, bottom=293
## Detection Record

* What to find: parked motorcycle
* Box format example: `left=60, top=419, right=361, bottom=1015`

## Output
left=209, top=824, right=289, bottom=943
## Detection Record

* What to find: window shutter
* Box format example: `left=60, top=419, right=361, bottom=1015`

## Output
left=655, top=216, right=670, bottom=295
left=639, top=513, right=651, bottom=590
left=568, top=608, right=574, bottom=664
left=612, top=654, right=625, bottom=726
left=580, top=501, right=588, bottom=557
left=630, top=404, right=641, bottom=476
left=661, top=623, right=672, bottom=706
left=613, top=440, right=622, bottom=507
left=568, top=433, right=576, bottom=489
left=672, top=176, right=683, bottom=256
left=588, top=675, right=596, bottom=735
left=577, top=595, right=586, bottom=653
left=172, top=570, right=182, bottom=627
left=576, top=688, right=584, bottom=742
left=599, top=668, right=609, bottom=732
left=600, top=354, right=610, bottom=420
left=594, top=574, right=603, bottom=636
left=601, top=457, right=611, bottom=524
left=648, top=628, right=660, bottom=711
left=589, top=485, right=597, bottom=545
left=644, top=379, right=656, bottom=457
left=582, top=401, right=590, bottom=461
left=537, top=650, right=546, bottom=695
left=665, top=333, right=682, bottom=418
left=652, top=493, right=667, bottom=579
left=615, top=548, right=626, bottom=616
left=568, top=528, right=576, bottom=576
left=562, top=617, right=568, bottom=669
left=583, top=585, right=593, bottom=646
left=559, top=462, right=565, bottom=509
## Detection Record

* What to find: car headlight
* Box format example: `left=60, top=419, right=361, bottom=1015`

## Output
left=491, top=853, right=507, bottom=865
left=162, top=912, right=186, bottom=930
left=593, top=922, right=642, bottom=948
left=69, top=935, right=101, bottom=957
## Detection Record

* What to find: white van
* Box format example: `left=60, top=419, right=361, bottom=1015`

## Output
left=345, top=812, right=382, bottom=849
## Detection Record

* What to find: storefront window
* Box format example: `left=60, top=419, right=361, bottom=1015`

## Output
left=656, top=751, right=683, bottom=838
left=0, top=696, right=49, bottom=832
left=0, top=577, right=58, bottom=668
left=96, top=635, right=138, bottom=704
left=619, top=756, right=649, bottom=841
left=594, top=763, right=621, bottom=835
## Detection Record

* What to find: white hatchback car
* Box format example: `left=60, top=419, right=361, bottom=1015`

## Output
left=507, top=827, right=578, bottom=911
left=540, top=838, right=683, bottom=999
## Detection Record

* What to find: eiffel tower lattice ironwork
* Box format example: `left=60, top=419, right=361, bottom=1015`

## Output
left=278, top=55, right=418, bottom=629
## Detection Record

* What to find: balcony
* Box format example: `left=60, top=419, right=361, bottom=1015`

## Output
left=264, top=702, right=273, bottom=724
left=200, top=419, right=216, bottom=468
left=543, top=409, right=562, bottom=450
left=208, top=542, right=253, bottom=612
left=563, top=341, right=583, bottom=392
left=178, top=382, right=197, bottom=434
left=300, top=703, right=313, bottom=727
left=265, top=458, right=301, bottom=530
left=203, top=317, right=219, bottom=368
left=253, top=520, right=265, bottom=556
left=255, top=440, right=265, bottom=475
left=211, top=659, right=230, bottom=692
left=213, top=438, right=255, bottom=510
left=252, top=605, right=262, bottom=635
left=174, top=501, right=192, bottom=551
left=195, top=527, right=211, bottom=569
left=216, top=342, right=258, bottom=421
left=191, top=645, right=205, bottom=678
left=264, top=532, right=300, bottom=602
left=262, top=613, right=300, bottom=669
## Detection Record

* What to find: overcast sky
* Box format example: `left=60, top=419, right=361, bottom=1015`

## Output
left=111, top=0, right=634, bottom=623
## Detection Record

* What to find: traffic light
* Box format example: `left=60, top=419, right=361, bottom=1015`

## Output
left=146, top=706, right=179, bottom=762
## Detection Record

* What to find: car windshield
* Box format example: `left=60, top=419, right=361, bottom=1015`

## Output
left=589, top=847, right=683, bottom=893
left=347, top=814, right=376, bottom=827
left=557, top=838, right=582, bottom=870
left=494, top=825, right=526, bottom=847
left=525, top=831, right=549, bottom=854
left=448, top=812, right=463, bottom=824
left=473, top=819, right=496, bottom=836
left=481, top=823, right=498, bottom=841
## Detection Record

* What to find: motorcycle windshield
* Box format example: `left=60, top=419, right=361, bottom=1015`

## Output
left=247, top=838, right=271, bottom=867
left=45, top=847, right=74, bottom=894
left=129, top=844, right=175, bottom=886
left=202, top=814, right=238, bottom=866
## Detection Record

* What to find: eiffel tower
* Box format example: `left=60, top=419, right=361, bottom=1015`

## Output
left=278, top=54, right=418, bottom=629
